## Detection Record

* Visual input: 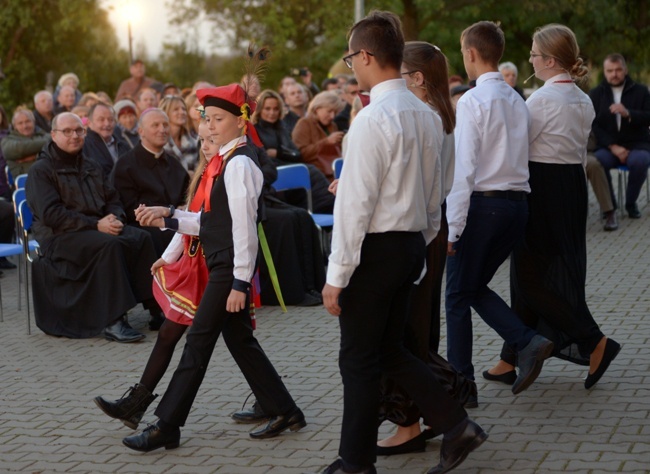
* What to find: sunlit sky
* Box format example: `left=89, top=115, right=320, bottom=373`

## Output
left=103, top=0, right=225, bottom=60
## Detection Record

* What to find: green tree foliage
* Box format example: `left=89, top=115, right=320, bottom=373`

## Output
left=0, top=0, right=129, bottom=112
left=170, top=0, right=354, bottom=90
left=174, top=0, right=650, bottom=90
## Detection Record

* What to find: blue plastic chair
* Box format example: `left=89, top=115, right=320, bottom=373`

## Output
left=5, top=166, right=14, bottom=188
left=0, top=243, right=23, bottom=324
left=273, top=164, right=334, bottom=228
left=18, top=200, right=39, bottom=335
left=14, top=173, right=28, bottom=190
left=333, top=158, right=344, bottom=179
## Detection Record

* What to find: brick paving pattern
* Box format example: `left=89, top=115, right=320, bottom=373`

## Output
left=1, top=187, right=649, bottom=473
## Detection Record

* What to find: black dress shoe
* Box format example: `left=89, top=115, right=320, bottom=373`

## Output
left=122, top=422, right=180, bottom=452
left=322, top=459, right=377, bottom=474
left=0, top=257, right=17, bottom=269
left=104, top=319, right=146, bottom=343
left=376, top=431, right=426, bottom=456
left=585, top=339, right=621, bottom=389
left=625, top=203, right=641, bottom=218
left=512, top=335, right=554, bottom=395
left=463, top=394, right=478, bottom=409
left=482, top=369, right=517, bottom=385
left=232, top=401, right=269, bottom=424
left=249, top=407, right=306, bottom=439
left=427, top=419, right=488, bottom=474
left=603, top=211, right=618, bottom=231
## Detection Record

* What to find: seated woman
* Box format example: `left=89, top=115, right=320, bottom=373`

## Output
left=291, top=91, right=345, bottom=181
left=159, top=96, right=198, bottom=172
left=253, top=89, right=334, bottom=214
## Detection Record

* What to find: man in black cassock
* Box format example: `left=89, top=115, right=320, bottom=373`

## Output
left=26, top=112, right=158, bottom=342
left=111, top=108, right=190, bottom=257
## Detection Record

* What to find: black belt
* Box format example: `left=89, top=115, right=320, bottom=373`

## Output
left=472, top=190, right=528, bottom=201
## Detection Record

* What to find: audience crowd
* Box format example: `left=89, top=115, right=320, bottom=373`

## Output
left=0, top=14, right=646, bottom=471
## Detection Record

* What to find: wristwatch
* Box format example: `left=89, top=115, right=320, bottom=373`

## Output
left=168, top=205, right=175, bottom=217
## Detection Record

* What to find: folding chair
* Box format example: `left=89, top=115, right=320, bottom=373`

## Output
left=14, top=173, right=28, bottom=190
left=5, top=166, right=13, bottom=189
left=18, top=200, right=39, bottom=335
left=616, top=165, right=650, bottom=217
left=333, top=158, right=344, bottom=179
left=0, top=243, right=24, bottom=323
left=273, top=164, right=334, bottom=254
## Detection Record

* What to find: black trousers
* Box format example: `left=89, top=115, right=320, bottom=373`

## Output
left=337, top=232, right=466, bottom=466
left=155, top=247, right=297, bottom=427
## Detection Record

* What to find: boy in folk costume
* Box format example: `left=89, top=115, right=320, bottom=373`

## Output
left=122, top=83, right=306, bottom=452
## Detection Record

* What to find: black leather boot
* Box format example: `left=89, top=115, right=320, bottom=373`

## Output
left=94, top=384, right=157, bottom=429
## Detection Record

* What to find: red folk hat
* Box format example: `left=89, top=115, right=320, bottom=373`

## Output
left=196, top=84, right=262, bottom=147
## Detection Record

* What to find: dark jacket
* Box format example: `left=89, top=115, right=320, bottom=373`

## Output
left=589, top=76, right=650, bottom=151
left=256, top=119, right=302, bottom=165
left=34, top=110, right=53, bottom=133
left=26, top=141, right=125, bottom=246
left=111, top=143, right=189, bottom=224
left=82, top=128, right=131, bottom=177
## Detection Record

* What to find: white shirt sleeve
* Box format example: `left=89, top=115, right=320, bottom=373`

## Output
left=327, top=115, right=391, bottom=288
left=161, top=231, right=184, bottom=263
left=446, top=98, right=481, bottom=242
left=169, top=208, right=201, bottom=236
left=224, top=154, right=263, bottom=284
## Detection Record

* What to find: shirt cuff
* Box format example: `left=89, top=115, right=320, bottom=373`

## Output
left=326, top=261, right=355, bottom=289
left=162, top=218, right=179, bottom=230
left=448, top=225, right=462, bottom=243
left=232, top=278, right=251, bottom=293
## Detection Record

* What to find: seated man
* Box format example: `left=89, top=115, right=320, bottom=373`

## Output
left=26, top=113, right=159, bottom=342
left=112, top=108, right=189, bottom=256
left=0, top=107, right=49, bottom=177
left=83, top=102, right=131, bottom=177
left=590, top=53, right=650, bottom=218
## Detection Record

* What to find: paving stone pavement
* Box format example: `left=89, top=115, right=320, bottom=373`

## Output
left=1, top=188, right=649, bottom=474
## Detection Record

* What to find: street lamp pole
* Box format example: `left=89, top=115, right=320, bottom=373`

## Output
left=355, top=0, right=364, bottom=22
left=128, top=20, right=133, bottom=64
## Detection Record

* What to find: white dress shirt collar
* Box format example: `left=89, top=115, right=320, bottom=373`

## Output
left=476, top=71, right=504, bottom=85
left=219, top=135, right=247, bottom=156
left=369, top=78, right=407, bottom=102
left=545, top=72, right=573, bottom=84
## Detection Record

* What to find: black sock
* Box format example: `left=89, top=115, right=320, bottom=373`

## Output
left=156, top=419, right=177, bottom=433
left=444, top=416, right=469, bottom=440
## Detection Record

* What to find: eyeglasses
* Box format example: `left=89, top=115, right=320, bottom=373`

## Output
left=530, top=51, right=544, bottom=58
left=53, top=128, right=86, bottom=137
left=343, top=50, right=374, bottom=69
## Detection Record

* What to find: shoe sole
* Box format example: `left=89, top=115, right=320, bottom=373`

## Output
left=104, top=334, right=146, bottom=343
left=429, top=430, right=488, bottom=474
left=93, top=397, right=139, bottom=430
left=122, top=439, right=179, bottom=452
left=231, top=415, right=271, bottom=424
left=512, top=342, right=554, bottom=395
left=249, top=419, right=307, bottom=439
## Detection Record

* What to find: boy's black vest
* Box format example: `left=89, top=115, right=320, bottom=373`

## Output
left=199, top=143, right=264, bottom=259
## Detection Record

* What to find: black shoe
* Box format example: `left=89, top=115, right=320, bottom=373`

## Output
left=427, top=419, right=488, bottom=474
left=307, top=289, right=323, bottom=302
left=376, top=431, right=426, bottom=456
left=603, top=210, right=618, bottom=231
left=94, top=383, right=157, bottom=429
left=322, top=459, right=377, bottom=474
left=625, top=203, right=641, bottom=218
left=482, top=369, right=517, bottom=385
left=0, top=257, right=17, bottom=269
left=512, top=335, right=554, bottom=395
left=148, top=312, right=165, bottom=331
left=104, top=319, right=146, bottom=343
left=296, top=292, right=322, bottom=306
left=463, top=394, right=478, bottom=409
left=249, top=407, right=306, bottom=439
left=232, top=401, right=269, bottom=424
left=122, top=421, right=180, bottom=452
left=585, top=339, right=621, bottom=389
